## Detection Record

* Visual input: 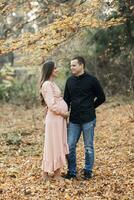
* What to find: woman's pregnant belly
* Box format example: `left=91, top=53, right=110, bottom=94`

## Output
left=57, top=98, right=68, bottom=113
left=46, top=98, right=68, bottom=118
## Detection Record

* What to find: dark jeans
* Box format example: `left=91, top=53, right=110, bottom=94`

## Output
left=67, top=119, right=96, bottom=176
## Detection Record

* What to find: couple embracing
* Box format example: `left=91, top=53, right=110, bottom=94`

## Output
left=40, top=56, right=105, bottom=181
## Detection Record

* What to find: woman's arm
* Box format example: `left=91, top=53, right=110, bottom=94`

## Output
left=42, top=81, right=68, bottom=117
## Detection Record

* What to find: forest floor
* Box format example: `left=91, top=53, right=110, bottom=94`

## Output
left=0, top=98, right=134, bottom=200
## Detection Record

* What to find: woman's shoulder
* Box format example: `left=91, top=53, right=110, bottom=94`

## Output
left=41, top=81, right=52, bottom=92
left=42, top=81, right=52, bottom=88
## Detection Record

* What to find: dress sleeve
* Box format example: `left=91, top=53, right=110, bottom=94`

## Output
left=41, top=81, right=64, bottom=115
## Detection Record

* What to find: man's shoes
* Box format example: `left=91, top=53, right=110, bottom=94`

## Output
left=83, top=170, right=93, bottom=180
left=62, top=172, right=77, bottom=180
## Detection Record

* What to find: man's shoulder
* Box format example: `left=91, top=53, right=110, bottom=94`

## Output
left=66, top=73, right=98, bottom=82
left=66, top=75, right=74, bottom=82
left=85, top=73, right=97, bottom=81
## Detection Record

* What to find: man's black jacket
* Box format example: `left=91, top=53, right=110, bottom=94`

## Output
left=64, top=72, right=105, bottom=124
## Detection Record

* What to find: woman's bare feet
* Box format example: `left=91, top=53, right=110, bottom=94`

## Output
left=54, top=169, right=64, bottom=181
left=42, top=171, right=49, bottom=181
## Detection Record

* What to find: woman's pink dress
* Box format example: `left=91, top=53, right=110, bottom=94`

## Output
left=41, top=80, right=69, bottom=173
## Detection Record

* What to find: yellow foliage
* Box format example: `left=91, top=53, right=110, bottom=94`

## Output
left=0, top=0, right=126, bottom=65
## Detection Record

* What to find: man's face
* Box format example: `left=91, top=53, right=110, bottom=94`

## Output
left=70, top=59, right=84, bottom=76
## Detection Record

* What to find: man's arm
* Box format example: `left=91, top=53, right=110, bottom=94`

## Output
left=92, top=77, right=106, bottom=108
left=63, top=80, right=71, bottom=110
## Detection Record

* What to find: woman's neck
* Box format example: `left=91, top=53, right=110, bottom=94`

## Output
left=49, top=76, right=54, bottom=82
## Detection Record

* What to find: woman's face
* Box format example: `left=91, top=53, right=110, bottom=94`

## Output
left=51, top=65, right=58, bottom=78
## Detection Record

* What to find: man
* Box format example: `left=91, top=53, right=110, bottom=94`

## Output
left=63, top=56, right=105, bottom=180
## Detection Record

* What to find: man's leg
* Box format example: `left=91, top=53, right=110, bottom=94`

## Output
left=66, top=122, right=81, bottom=177
left=82, top=119, right=96, bottom=178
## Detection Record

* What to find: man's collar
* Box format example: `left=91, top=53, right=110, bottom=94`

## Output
left=74, top=72, right=87, bottom=79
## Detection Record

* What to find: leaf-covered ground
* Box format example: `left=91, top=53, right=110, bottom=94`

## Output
left=0, top=100, right=134, bottom=200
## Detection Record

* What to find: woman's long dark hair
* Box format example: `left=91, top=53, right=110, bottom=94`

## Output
left=40, top=61, right=55, bottom=106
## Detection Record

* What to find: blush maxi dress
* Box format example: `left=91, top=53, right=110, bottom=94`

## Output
left=41, top=81, right=69, bottom=173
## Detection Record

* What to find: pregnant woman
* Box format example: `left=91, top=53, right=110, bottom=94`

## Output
left=40, top=61, right=69, bottom=181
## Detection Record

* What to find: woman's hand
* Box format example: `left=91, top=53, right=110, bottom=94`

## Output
left=62, top=111, right=70, bottom=119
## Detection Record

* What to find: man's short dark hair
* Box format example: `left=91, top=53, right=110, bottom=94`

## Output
left=72, top=56, right=86, bottom=68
